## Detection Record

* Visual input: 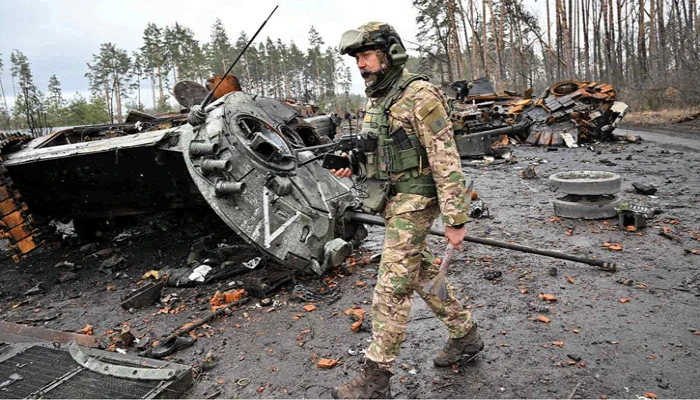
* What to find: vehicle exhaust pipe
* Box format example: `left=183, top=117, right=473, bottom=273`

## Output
left=215, top=180, right=245, bottom=196
left=189, top=142, right=220, bottom=156
left=201, top=159, right=232, bottom=174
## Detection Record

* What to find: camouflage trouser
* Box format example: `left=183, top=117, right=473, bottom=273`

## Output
left=365, top=200, right=473, bottom=369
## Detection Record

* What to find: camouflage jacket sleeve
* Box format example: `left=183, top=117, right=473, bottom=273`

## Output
left=390, top=80, right=468, bottom=226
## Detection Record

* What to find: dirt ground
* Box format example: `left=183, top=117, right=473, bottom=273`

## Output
left=1, top=124, right=699, bottom=399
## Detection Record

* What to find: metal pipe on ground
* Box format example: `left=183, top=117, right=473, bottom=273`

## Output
left=347, top=212, right=616, bottom=272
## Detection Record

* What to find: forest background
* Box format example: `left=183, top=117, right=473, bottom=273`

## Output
left=1, top=0, right=698, bottom=134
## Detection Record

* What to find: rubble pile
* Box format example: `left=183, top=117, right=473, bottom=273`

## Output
left=447, top=79, right=629, bottom=157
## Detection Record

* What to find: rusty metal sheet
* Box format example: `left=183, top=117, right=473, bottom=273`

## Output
left=4, top=221, right=34, bottom=241
left=3, top=129, right=176, bottom=167
left=0, top=321, right=101, bottom=347
left=0, top=210, right=28, bottom=230
left=8, top=234, right=38, bottom=256
left=0, top=185, right=12, bottom=202
left=0, top=197, right=20, bottom=216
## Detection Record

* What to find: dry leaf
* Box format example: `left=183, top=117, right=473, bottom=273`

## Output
left=692, top=249, right=699, bottom=255
left=573, top=329, right=580, bottom=334
left=317, top=358, right=338, bottom=369
left=539, top=293, right=557, bottom=302
left=257, top=386, right=265, bottom=393
left=355, top=281, right=367, bottom=288
left=537, top=315, right=551, bottom=323
left=567, top=277, right=575, bottom=284
left=217, top=378, right=224, bottom=385
left=303, top=304, right=316, bottom=312
left=552, top=341, right=564, bottom=347
left=626, top=226, right=636, bottom=232
left=549, top=217, right=561, bottom=223
left=644, top=392, right=658, bottom=399
left=76, top=324, right=93, bottom=335
left=222, top=289, right=245, bottom=303
left=603, top=242, right=611, bottom=247
left=142, top=270, right=160, bottom=280
left=620, top=298, right=631, bottom=303
left=608, top=244, right=623, bottom=251
left=351, top=319, right=363, bottom=332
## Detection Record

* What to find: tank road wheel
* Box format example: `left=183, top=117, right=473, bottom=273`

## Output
left=553, top=194, right=621, bottom=220
left=549, top=170, right=621, bottom=195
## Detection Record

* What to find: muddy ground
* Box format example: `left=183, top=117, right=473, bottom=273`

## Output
left=1, top=124, right=699, bottom=399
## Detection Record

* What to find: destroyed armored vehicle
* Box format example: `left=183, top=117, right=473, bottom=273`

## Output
left=0, top=84, right=364, bottom=273
left=444, top=78, right=629, bottom=157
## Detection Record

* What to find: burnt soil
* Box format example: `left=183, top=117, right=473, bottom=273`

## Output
left=1, top=126, right=699, bottom=399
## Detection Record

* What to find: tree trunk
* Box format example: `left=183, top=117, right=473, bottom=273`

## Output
left=114, top=75, right=123, bottom=123
left=482, top=0, right=490, bottom=79
left=488, top=0, right=502, bottom=90
left=638, top=0, right=648, bottom=79
left=657, top=0, right=667, bottom=73
left=583, top=0, right=591, bottom=80
left=150, top=73, right=156, bottom=110
left=446, top=0, right=463, bottom=80
left=157, top=65, right=164, bottom=105
left=458, top=1, right=476, bottom=79
left=616, top=0, right=624, bottom=82
left=470, top=0, right=480, bottom=78
left=649, top=0, right=657, bottom=77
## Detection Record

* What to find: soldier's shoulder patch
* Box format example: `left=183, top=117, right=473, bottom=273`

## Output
left=415, top=98, right=440, bottom=121
left=428, top=115, right=448, bottom=133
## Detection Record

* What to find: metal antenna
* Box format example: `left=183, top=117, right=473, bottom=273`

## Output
left=200, top=5, right=279, bottom=108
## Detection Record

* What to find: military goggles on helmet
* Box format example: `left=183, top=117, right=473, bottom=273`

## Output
left=339, top=29, right=393, bottom=56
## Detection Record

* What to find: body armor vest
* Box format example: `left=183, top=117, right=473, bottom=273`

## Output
left=360, top=73, right=437, bottom=200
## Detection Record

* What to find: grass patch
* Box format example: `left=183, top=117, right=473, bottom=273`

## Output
left=624, top=107, right=700, bottom=125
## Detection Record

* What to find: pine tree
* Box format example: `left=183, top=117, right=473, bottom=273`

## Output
left=10, top=50, right=48, bottom=134
left=85, top=43, right=132, bottom=123
left=141, top=23, right=166, bottom=108
left=0, top=53, right=11, bottom=129
left=208, top=19, right=234, bottom=74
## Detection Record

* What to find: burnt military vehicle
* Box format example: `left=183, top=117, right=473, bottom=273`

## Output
left=0, top=85, right=365, bottom=275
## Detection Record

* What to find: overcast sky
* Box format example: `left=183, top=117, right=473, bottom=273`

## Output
left=0, top=0, right=429, bottom=108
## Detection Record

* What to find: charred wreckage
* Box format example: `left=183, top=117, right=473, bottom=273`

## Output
left=0, top=10, right=625, bottom=279
left=0, top=75, right=623, bottom=276
left=446, top=77, right=629, bottom=157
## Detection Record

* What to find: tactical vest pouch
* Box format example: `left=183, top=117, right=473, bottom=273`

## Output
left=362, top=180, right=392, bottom=214
left=364, top=152, right=379, bottom=179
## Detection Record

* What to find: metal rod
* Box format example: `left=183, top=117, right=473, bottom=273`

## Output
left=200, top=5, right=279, bottom=108
left=347, top=212, right=616, bottom=272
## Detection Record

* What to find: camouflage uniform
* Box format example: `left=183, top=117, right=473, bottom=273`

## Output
left=364, top=70, right=473, bottom=370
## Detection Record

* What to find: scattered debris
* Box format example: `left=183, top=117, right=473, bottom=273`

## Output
left=344, top=306, right=367, bottom=332
left=521, top=165, right=538, bottom=179
left=121, top=281, right=165, bottom=310
left=151, top=335, right=195, bottom=359
left=631, top=182, right=658, bottom=195
left=616, top=203, right=655, bottom=231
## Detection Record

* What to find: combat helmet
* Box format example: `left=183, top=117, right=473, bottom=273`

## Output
left=339, top=22, right=408, bottom=66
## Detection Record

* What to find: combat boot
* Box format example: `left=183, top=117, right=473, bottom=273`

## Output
left=331, top=360, right=392, bottom=399
left=433, top=325, right=484, bottom=367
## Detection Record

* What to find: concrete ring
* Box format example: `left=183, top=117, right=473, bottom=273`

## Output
left=553, top=194, right=622, bottom=219
left=549, top=170, right=621, bottom=195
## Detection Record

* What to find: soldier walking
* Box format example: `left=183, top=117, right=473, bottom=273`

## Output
left=330, top=22, right=484, bottom=399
